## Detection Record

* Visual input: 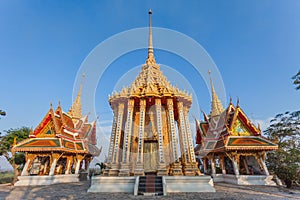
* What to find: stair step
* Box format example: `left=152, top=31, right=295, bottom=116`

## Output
left=137, top=175, right=164, bottom=196
left=138, top=192, right=163, bottom=196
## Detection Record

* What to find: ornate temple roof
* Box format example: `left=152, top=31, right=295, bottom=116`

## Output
left=195, top=100, right=278, bottom=154
left=12, top=86, right=100, bottom=156
left=109, top=11, right=192, bottom=105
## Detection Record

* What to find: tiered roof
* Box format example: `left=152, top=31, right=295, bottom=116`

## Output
left=12, top=88, right=100, bottom=156
left=195, top=78, right=277, bottom=155
left=109, top=10, right=192, bottom=105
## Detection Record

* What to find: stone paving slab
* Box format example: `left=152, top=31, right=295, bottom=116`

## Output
left=0, top=181, right=299, bottom=200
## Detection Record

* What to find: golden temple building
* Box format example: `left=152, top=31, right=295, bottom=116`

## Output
left=195, top=75, right=278, bottom=184
left=12, top=85, right=100, bottom=180
left=104, top=10, right=200, bottom=176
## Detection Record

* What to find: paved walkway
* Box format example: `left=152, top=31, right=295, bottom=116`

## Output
left=0, top=181, right=299, bottom=200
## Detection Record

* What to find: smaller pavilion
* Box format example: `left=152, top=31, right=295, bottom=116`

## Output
left=194, top=75, right=278, bottom=185
left=12, top=85, right=101, bottom=185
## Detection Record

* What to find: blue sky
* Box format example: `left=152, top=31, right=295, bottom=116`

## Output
left=1, top=1, right=300, bottom=167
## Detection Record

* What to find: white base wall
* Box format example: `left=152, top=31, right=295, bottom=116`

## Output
left=88, top=175, right=216, bottom=194
left=88, top=176, right=136, bottom=193
left=213, top=174, right=276, bottom=186
left=15, top=174, right=79, bottom=186
left=165, top=176, right=216, bottom=193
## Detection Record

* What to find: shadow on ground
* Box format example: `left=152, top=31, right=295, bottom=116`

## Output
left=0, top=181, right=299, bottom=200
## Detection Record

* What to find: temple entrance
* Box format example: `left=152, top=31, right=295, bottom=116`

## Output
left=143, top=141, right=158, bottom=173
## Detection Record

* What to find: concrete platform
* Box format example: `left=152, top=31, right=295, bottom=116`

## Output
left=164, top=176, right=216, bottom=193
left=88, top=176, right=136, bottom=193
left=213, top=174, right=276, bottom=185
left=88, top=175, right=216, bottom=194
left=14, top=174, right=79, bottom=186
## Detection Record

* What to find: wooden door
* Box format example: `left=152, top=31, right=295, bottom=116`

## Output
left=143, top=141, right=158, bottom=173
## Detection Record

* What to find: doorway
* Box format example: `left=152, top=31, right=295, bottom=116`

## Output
left=143, top=141, right=158, bottom=173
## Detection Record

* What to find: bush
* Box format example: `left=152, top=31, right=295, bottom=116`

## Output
left=0, top=171, right=14, bottom=184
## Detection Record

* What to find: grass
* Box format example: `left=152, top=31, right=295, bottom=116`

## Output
left=0, top=171, right=14, bottom=184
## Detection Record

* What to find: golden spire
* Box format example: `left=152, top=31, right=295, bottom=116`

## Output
left=208, top=70, right=224, bottom=117
left=146, top=9, right=156, bottom=65
left=68, top=74, right=84, bottom=119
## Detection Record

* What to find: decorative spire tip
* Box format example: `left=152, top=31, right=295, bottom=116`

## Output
left=146, top=9, right=156, bottom=65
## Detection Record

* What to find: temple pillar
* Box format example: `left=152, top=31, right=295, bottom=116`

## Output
left=85, top=157, right=92, bottom=178
left=107, top=107, right=118, bottom=163
left=261, top=159, right=269, bottom=176
left=119, top=99, right=135, bottom=176
left=203, top=157, right=208, bottom=174
left=259, top=153, right=269, bottom=176
left=75, top=155, right=84, bottom=175
left=177, top=102, right=189, bottom=163
left=184, top=106, right=200, bottom=175
left=232, top=155, right=240, bottom=176
left=21, top=154, right=35, bottom=176
left=209, top=155, right=216, bottom=177
left=85, top=157, right=93, bottom=170
left=155, top=98, right=167, bottom=175
left=43, top=158, right=49, bottom=175
left=220, top=155, right=226, bottom=175
left=177, top=102, right=193, bottom=175
left=65, top=156, right=73, bottom=175
left=134, top=99, right=146, bottom=176
left=167, top=99, right=182, bottom=175
left=104, top=106, right=118, bottom=176
left=243, top=157, right=250, bottom=175
left=108, top=103, right=125, bottom=176
left=49, top=153, right=60, bottom=176
left=183, top=106, right=196, bottom=163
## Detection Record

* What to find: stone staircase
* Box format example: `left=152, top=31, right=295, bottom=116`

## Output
left=137, top=175, right=164, bottom=196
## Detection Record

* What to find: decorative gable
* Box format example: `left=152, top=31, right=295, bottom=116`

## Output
left=32, top=112, right=56, bottom=138
left=231, top=119, right=252, bottom=136
left=229, top=107, right=260, bottom=136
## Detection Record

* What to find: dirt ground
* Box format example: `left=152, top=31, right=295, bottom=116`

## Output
left=0, top=181, right=300, bottom=200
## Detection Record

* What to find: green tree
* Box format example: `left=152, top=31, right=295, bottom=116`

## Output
left=0, top=127, right=30, bottom=184
left=0, top=110, right=6, bottom=117
left=292, top=70, right=300, bottom=90
left=264, top=111, right=300, bottom=188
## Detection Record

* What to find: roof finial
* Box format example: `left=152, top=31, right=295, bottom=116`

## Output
left=208, top=70, right=224, bottom=117
left=146, top=9, right=156, bottom=65
left=236, top=97, right=240, bottom=107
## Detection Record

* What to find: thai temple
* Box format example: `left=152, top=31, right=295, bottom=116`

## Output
left=103, top=10, right=199, bottom=177
left=11, top=10, right=279, bottom=194
left=88, top=11, right=278, bottom=195
left=12, top=83, right=101, bottom=185
left=194, top=75, right=278, bottom=185
left=88, top=11, right=215, bottom=194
